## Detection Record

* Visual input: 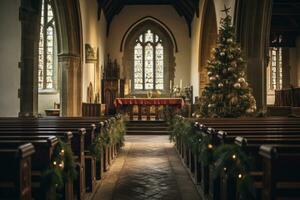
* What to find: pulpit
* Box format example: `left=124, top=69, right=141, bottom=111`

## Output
left=114, top=98, right=184, bottom=120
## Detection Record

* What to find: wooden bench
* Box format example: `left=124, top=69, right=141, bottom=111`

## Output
left=0, top=127, right=86, bottom=199
left=0, top=143, right=35, bottom=200
left=0, top=137, right=59, bottom=200
left=174, top=117, right=300, bottom=200
left=0, top=115, right=123, bottom=199
left=259, top=145, right=300, bottom=200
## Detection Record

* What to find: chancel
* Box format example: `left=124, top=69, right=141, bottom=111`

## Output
left=0, top=0, right=300, bottom=199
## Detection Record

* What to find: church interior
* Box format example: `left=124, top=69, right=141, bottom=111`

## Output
left=0, top=0, right=300, bottom=199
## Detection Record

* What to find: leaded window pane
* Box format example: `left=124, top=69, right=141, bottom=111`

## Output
left=145, top=43, right=154, bottom=89
left=155, top=43, right=164, bottom=90
left=38, top=0, right=56, bottom=90
left=145, top=30, right=153, bottom=43
left=134, top=43, right=143, bottom=89
left=270, top=47, right=282, bottom=90
left=133, top=30, right=165, bottom=91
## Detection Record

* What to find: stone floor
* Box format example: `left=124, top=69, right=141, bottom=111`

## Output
left=92, top=135, right=200, bottom=200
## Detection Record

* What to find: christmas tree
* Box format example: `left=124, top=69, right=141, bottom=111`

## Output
left=199, top=6, right=256, bottom=118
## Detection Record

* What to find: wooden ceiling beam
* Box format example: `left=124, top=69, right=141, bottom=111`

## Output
left=101, top=0, right=199, bottom=37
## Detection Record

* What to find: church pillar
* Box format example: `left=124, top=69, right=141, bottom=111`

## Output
left=59, top=55, right=82, bottom=116
left=19, top=0, right=42, bottom=117
left=234, top=0, right=272, bottom=110
left=282, top=48, right=290, bottom=88
left=247, top=58, right=266, bottom=111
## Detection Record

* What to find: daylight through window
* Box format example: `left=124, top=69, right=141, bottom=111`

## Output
left=134, top=29, right=164, bottom=90
left=38, top=0, right=56, bottom=90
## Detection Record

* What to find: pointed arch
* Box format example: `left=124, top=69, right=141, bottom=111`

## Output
left=19, top=0, right=83, bottom=117
left=123, top=19, right=176, bottom=95
left=198, top=0, right=218, bottom=95
left=51, top=0, right=83, bottom=116
left=120, top=16, right=178, bottom=53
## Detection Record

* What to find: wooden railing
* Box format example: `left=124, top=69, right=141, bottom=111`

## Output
left=114, top=98, right=184, bottom=120
left=274, top=87, right=300, bottom=107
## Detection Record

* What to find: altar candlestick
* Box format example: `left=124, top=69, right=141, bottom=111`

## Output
left=170, top=80, right=173, bottom=91
left=118, top=79, right=120, bottom=97
left=129, top=79, right=132, bottom=93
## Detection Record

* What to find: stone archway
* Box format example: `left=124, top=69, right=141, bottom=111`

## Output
left=123, top=19, right=176, bottom=95
left=19, top=0, right=83, bottom=117
left=198, top=0, right=218, bottom=95
left=234, top=0, right=272, bottom=109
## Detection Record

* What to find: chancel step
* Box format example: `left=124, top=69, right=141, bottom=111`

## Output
left=126, top=121, right=170, bottom=135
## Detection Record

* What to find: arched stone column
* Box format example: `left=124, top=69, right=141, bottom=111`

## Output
left=53, top=0, right=83, bottom=116
left=198, top=0, right=217, bottom=95
left=19, top=0, right=83, bottom=117
left=234, top=0, right=273, bottom=109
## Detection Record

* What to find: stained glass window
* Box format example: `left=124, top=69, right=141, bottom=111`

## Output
left=133, top=29, right=164, bottom=90
left=270, top=47, right=282, bottom=90
left=38, top=0, right=56, bottom=90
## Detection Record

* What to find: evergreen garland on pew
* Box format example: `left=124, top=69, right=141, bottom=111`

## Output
left=169, top=115, right=256, bottom=200
left=213, top=144, right=255, bottom=200
left=196, top=132, right=214, bottom=166
left=90, top=122, right=109, bottom=161
left=90, top=115, right=126, bottom=160
left=60, top=140, right=77, bottom=181
left=113, top=115, right=126, bottom=146
left=41, top=139, right=77, bottom=200
left=169, top=116, right=214, bottom=165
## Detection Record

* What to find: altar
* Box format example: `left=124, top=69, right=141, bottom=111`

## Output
left=114, top=98, right=184, bottom=120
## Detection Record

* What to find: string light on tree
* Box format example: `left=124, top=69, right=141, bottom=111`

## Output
left=238, top=173, right=243, bottom=179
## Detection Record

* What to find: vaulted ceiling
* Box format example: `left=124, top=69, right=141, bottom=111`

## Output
left=97, top=0, right=200, bottom=36
left=271, top=0, right=300, bottom=46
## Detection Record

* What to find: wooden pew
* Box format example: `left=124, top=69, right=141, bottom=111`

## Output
left=180, top=118, right=300, bottom=200
left=259, top=145, right=300, bottom=200
left=0, top=127, right=86, bottom=200
left=0, top=143, right=35, bottom=200
left=0, top=137, right=59, bottom=200
left=0, top=134, right=74, bottom=199
left=0, top=115, right=121, bottom=198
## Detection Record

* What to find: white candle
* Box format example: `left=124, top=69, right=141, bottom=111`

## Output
left=118, top=79, right=120, bottom=96
left=170, top=80, right=172, bottom=91
left=129, top=79, right=131, bottom=93
left=180, top=79, right=183, bottom=89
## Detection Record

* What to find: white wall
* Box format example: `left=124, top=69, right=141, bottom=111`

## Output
left=106, top=5, right=191, bottom=88
left=38, top=93, right=60, bottom=115
left=0, top=0, right=21, bottom=117
left=80, top=0, right=107, bottom=102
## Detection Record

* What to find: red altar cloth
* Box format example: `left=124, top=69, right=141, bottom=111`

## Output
left=114, top=98, right=184, bottom=108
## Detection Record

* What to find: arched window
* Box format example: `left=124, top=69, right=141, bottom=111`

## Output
left=123, top=20, right=175, bottom=95
left=134, top=29, right=164, bottom=90
left=38, top=0, right=57, bottom=91
left=270, top=47, right=282, bottom=90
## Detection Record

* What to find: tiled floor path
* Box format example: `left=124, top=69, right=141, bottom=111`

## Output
left=92, top=135, right=200, bottom=200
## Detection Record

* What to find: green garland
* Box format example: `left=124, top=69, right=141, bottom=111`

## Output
left=169, top=116, right=255, bottom=200
left=213, top=144, right=255, bottom=199
left=41, top=139, right=77, bottom=200
left=90, top=115, right=126, bottom=160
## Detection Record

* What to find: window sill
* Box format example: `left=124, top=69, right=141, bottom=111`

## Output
left=38, top=89, right=59, bottom=95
